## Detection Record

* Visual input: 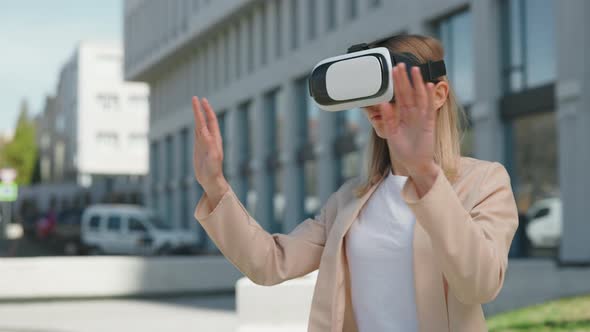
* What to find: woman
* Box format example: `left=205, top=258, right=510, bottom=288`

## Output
left=191, top=34, right=518, bottom=332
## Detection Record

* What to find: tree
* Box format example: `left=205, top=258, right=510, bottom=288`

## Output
left=0, top=100, right=38, bottom=185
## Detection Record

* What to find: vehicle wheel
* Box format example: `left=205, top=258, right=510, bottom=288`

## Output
left=156, top=243, right=172, bottom=256
left=88, top=246, right=103, bottom=256
left=64, top=242, right=79, bottom=255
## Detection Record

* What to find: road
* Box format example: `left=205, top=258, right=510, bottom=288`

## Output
left=0, top=294, right=237, bottom=332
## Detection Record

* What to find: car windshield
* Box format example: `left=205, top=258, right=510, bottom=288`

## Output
left=147, top=213, right=172, bottom=230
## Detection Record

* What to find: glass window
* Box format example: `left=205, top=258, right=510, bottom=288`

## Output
left=369, top=0, right=380, bottom=8
left=235, top=22, right=241, bottom=79
left=97, top=132, right=119, bottom=147
left=129, top=133, right=145, bottom=147
left=265, top=89, right=283, bottom=231
left=327, top=0, right=336, bottom=31
left=247, top=12, right=254, bottom=72
left=129, top=217, right=147, bottom=232
left=501, top=0, right=556, bottom=93
left=275, top=0, right=282, bottom=58
left=436, top=10, right=475, bottom=104
left=260, top=4, right=268, bottom=65
left=181, top=128, right=190, bottom=177
left=336, top=108, right=363, bottom=185
left=97, top=93, right=120, bottom=111
left=165, top=135, right=173, bottom=180
left=165, top=190, right=173, bottom=227
left=509, top=111, right=558, bottom=215
left=271, top=89, right=286, bottom=228
left=348, top=0, right=358, bottom=20
left=88, top=215, right=101, bottom=231
left=181, top=187, right=190, bottom=229
left=307, top=0, right=316, bottom=40
left=299, top=79, right=319, bottom=218
left=339, top=108, right=363, bottom=136
left=224, top=30, right=230, bottom=84
left=290, top=0, right=299, bottom=50
left=150, top=141, right=159, bottom=183
left=238, top=102, right=255, bottom=214
left=217, top=112, right=228, bottom=176
left=107, top=216, right=122, bottom=232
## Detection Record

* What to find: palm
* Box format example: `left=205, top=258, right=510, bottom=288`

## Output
left=191, top=97, right=225, bottom=189
left=382, top=64, right=438, bottom=173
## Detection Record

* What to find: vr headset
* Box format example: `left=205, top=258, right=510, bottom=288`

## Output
left=308, top=40, right=447, bottom=112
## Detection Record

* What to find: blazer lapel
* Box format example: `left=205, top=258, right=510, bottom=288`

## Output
left=328, top=176, right=450, bottom=332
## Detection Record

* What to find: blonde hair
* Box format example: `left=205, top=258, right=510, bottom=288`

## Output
left=354, top=34, right=466, bottom=198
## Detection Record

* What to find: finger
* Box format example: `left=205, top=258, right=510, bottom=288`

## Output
left=426, top=83, right=436, bottom=122
left=395, top=62, right=414, bottom=109
left=411, top=66, right=427, bottom=111
left=381, top=102, right=399, bottom=135
left=392, top=67, right=407, bottom=123
left=192, top=96, right=210, bottom=139
left=202, top=98, right=222, bottom=146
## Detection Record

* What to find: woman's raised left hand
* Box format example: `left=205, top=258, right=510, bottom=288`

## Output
left=382, top=62, right=439, bottom=179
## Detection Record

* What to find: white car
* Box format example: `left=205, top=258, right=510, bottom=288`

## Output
left=81, top=204, right=200, bottom=255
left=525, top=198, right=562, bottom=248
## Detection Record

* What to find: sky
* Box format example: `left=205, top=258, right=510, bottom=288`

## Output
left=0, top=0, right=122, bottom=135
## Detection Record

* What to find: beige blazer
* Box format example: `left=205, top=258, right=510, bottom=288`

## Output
left=194, top=157, right=519, bottom=332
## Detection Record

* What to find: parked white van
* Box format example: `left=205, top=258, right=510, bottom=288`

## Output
left=81, top=204, right=200, bottom=255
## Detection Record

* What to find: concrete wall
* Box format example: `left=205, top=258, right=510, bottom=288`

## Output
left=483, top=259, right=590, bottom=315
left=0, top=256, right=241, bottom=300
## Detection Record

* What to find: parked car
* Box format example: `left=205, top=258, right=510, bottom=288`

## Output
left=525, top=197, right=562, bottom=249
left=80, top=204, right=200, bottom=255
left=35, top=210, right=57, bottom=239
left=53, top=209, right=84, bottom=255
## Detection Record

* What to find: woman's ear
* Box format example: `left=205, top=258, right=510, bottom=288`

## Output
left=433, top=81, right=449, bottom=110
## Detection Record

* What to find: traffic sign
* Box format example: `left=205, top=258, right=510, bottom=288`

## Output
left=0, top=168, right=17, bottom=184
left=0, top=183, right=18, bottom=202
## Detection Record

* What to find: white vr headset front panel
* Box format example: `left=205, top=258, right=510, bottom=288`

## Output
left=310, top=47, right=394, bottom=112
left=326, top=56, right=383, bottom=101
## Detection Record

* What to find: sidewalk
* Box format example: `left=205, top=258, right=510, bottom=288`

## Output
left=0, top=294, right=237, bottom=332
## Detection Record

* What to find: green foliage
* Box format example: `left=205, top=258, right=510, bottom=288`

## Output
left=0, top=100, right=38, bottom=185
left=488, top=294, right=590, bottom=331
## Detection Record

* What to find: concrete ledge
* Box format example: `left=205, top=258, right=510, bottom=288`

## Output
left=0, top=255, right=242, bottom=300
left=236, top=271, right=317, bottom=332
left=235, top=259, right=590, bottom=329
left=484, top=258, right=590, bottom=316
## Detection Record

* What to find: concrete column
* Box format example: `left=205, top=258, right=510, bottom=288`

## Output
left=556, top=0, right=590, bottom=264
left=280, top=80, right=306, bottom=232
left=471, top=0, right=505, bottom=164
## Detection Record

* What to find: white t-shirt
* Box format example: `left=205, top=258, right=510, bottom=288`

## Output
left=345, top=168, right=418, bottom=332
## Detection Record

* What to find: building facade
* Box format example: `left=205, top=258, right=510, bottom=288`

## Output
left=26, top=41, right=150, bottom=213
left=124, top=0, right=590, bottom=263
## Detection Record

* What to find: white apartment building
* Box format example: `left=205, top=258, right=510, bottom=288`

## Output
left=57, top=41, right=149, bottom=185
left=21, top=41, right=150, bottom=214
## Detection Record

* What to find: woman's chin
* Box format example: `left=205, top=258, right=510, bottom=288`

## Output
left=373, top=128, right=387, bottom=139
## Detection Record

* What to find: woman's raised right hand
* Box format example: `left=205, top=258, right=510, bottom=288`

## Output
left=191, top=97, right=229, bottom=204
